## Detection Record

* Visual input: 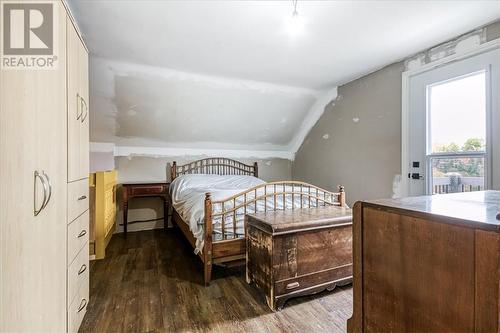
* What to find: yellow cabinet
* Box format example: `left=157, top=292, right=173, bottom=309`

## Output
left=89, top=170, right=117, bottom=260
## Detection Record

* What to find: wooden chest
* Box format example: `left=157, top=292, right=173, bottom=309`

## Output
left=246, top=206, right=353, bottom=311
left=348, top=191, right=500, bottom=333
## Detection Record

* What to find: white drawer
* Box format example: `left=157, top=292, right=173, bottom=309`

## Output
left=68, top=210, right=89, bottom=265
left=68, top=178, right=89, bottom=223
left=68, top=279, right=89, bottom=333
left=68, top=246, right=89, bottom=305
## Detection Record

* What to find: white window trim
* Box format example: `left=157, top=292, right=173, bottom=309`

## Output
left=401, top=39, right=500, bottom=197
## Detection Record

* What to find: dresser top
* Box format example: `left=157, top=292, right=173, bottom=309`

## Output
left=247, top=206, right=352, bottom=235
left=364, top=190, right=500, bottom=231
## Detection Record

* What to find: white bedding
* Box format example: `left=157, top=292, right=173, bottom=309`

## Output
left=170, top=174, right=265, bottom=253
left=170, top=174, right=337, bottom=254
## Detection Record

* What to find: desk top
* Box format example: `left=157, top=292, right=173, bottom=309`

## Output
left=364, top=190, right=500, bottom=231
left=121, top=182, right=169, bottom=186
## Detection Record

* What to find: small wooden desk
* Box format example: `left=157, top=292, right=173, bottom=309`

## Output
left=121, top=182, right=169, bottom=235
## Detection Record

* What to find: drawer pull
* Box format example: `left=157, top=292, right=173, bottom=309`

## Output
left=78, top=230, right=87, bottom=238
left=78, top=264, right=87, bottom=275
left=286, top=282, right=300, bottom=290
left=77, top=298, right=87, bottom=312
left=77, top=195, right=87, bottom=201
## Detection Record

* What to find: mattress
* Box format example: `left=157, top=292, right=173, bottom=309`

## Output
left=170, top=174, right=335, bottom=254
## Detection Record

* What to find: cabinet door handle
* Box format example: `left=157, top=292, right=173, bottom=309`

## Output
left=77, top=298, right=87, bottom=312
left=78, top=229, right=87, bottom=238
left=40, top=172, right=52, bottom=210
left=34, top=171, right=48, bottom=216
left=78, top=195, right=87, bottom=201
left=286, top=282, right=300, bottom=290
left=81, top=97, right=88, bottom=123
left=76, top=94, right=82, bottom=120
left=78, top=264, right=87, bottom=275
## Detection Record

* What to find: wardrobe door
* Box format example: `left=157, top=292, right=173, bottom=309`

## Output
left=0, top=44, right=39, bottom=333
left=67, top=20, right=82, bottom=182
left=0, top=2, right=67, bottom=332
left=79, top=43, right=89, bottom=178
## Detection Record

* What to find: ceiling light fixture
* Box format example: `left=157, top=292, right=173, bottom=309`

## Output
left=284, top=0, right=305, bottom=38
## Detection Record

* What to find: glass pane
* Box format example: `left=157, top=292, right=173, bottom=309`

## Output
left=428, top=71, right=486, bottom=153
left=431, top=156, right=485, bottom=194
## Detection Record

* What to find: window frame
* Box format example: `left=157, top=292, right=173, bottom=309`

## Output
left=401, top=39, right=500, bottom=198
left=424, top=68, right=492, bottom=195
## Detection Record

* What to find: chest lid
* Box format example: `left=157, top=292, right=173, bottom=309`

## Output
left=246, top=206, right=352, bottom=235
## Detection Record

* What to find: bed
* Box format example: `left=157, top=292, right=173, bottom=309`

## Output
left=168, top=158, right=346, bottom=285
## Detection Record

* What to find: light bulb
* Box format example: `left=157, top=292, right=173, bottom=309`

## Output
left=284, top=11, right=305, bottom=38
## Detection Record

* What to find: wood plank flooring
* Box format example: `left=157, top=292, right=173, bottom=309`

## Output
left=80, top=229, right=353, bottom=333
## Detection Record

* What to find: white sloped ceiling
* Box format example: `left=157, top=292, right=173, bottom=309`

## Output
left=69, top=0, right=500, bottom=159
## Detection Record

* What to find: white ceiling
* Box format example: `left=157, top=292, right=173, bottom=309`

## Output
left=68, top=1, right=500, bottom=158
left=69, top=1, right=500, bottom=89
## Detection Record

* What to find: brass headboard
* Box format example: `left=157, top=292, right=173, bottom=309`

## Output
left=170, top=158, right=258, bottom=180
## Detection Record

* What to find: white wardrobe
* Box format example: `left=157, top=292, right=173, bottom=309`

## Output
left=0, top=1, right=90, bottom=332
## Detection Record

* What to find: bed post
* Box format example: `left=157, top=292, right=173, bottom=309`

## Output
left=338, top=185, right=346, bottom=207
left=171, top=161, right=177, bottom=181
left=253, top=162, right=258, bottom=178
left=204, top=192, right=213, bottom=286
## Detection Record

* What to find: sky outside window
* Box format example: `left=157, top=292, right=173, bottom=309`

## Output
left=428, top=71, right=486, bottom=153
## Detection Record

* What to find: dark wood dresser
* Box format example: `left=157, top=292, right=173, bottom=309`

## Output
left=348, top=191, right=500, bottom=333
left=246, top=206, right=353, bottom=311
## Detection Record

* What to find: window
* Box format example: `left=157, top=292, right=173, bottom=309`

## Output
left=426, top=71, right=487, bottom=194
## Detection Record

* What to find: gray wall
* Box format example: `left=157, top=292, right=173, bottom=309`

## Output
left=293, top=62, right=404, bottom=206
left=90, top=151, right=114, bottom=173
left=486, top=20, right=500, bottom=41
left=293, top=20, right=500, bottom=206
left=113, top=155, right=291, bottom=233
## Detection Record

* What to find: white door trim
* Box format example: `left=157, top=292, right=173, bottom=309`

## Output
left=401, top=39, right=500, bottom=197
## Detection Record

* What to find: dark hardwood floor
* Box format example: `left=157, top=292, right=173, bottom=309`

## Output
left=80, top=229, right=353, bottom=333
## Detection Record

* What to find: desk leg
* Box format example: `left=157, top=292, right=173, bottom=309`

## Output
left=163, top=197, right=169, bottom=231
left=123, top=200, right=128, bottom=236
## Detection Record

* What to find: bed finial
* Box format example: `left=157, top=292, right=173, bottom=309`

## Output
left=253, top=162, right=258, bottom=178
left=171, top=161, right=177, bottom=180
left=338, top=185, right=346, bottom=207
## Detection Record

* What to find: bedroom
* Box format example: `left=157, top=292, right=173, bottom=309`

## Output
left=1, top=0, right=500, bottom=332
